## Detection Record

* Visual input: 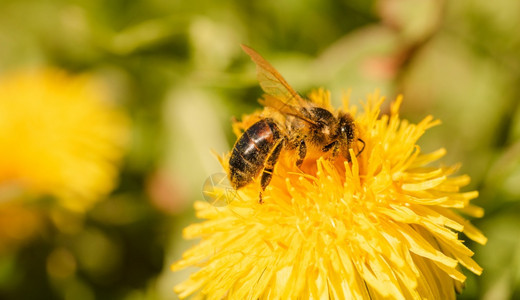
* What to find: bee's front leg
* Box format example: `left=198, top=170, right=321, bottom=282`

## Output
left=296, top=139, right=307, bottom=167
left=322, top=141, right=338, bottom=155
left=259, top=138, right=285, bottom=203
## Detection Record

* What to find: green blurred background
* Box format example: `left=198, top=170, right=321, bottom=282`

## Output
left=0, top=0, right=519, bottom=299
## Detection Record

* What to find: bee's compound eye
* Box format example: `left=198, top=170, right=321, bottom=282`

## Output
left=202, top=173, right=238, bottom=207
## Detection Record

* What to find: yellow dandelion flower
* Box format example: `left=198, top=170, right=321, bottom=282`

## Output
left=0, top=69, right=129, bottom=212
left=172, top=89, right=486, bottom=299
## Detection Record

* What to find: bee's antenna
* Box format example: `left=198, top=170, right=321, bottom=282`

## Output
left=356, top=138, right=365, bottom=157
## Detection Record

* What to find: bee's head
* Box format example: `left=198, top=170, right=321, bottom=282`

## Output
left=337, top=112, right=357, bottom=159
left=338, top=113, right=355, bottom=142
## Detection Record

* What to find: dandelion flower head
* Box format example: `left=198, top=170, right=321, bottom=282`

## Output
left=173, top=89, right=486, bottom=299
left=0, top=69, right=129, bottom=212
left=172, top=47, right=486, bottom=298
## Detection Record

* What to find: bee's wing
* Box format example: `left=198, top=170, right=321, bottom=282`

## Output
left=259, top=95, right=306, bottom=118
left=202, top=173, right=238, bottom=207
left=241, top=45, right=311, bottom=118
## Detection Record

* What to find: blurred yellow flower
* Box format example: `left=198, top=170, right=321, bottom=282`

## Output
left=0, top=202, right=43, bottom=254
left=172, top=91, right=486, bottom=299
left=0, top=69, right=129, bottom=212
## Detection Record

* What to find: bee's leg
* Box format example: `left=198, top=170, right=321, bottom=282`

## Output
left=296, top=140, right=307, bottom=167
left=322, top=141, right=338, bottom=154
left=259, top=139, right=285, bottom=203
left=322, top=141, right=342, bottom=160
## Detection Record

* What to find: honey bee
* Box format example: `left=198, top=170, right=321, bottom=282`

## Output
left=229, top=45, right=364, bottom=202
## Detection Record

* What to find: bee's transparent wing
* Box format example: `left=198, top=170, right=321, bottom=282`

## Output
left=241, top=45, right=310, bottom=115
left=202, top=173, right=238, bottom=207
